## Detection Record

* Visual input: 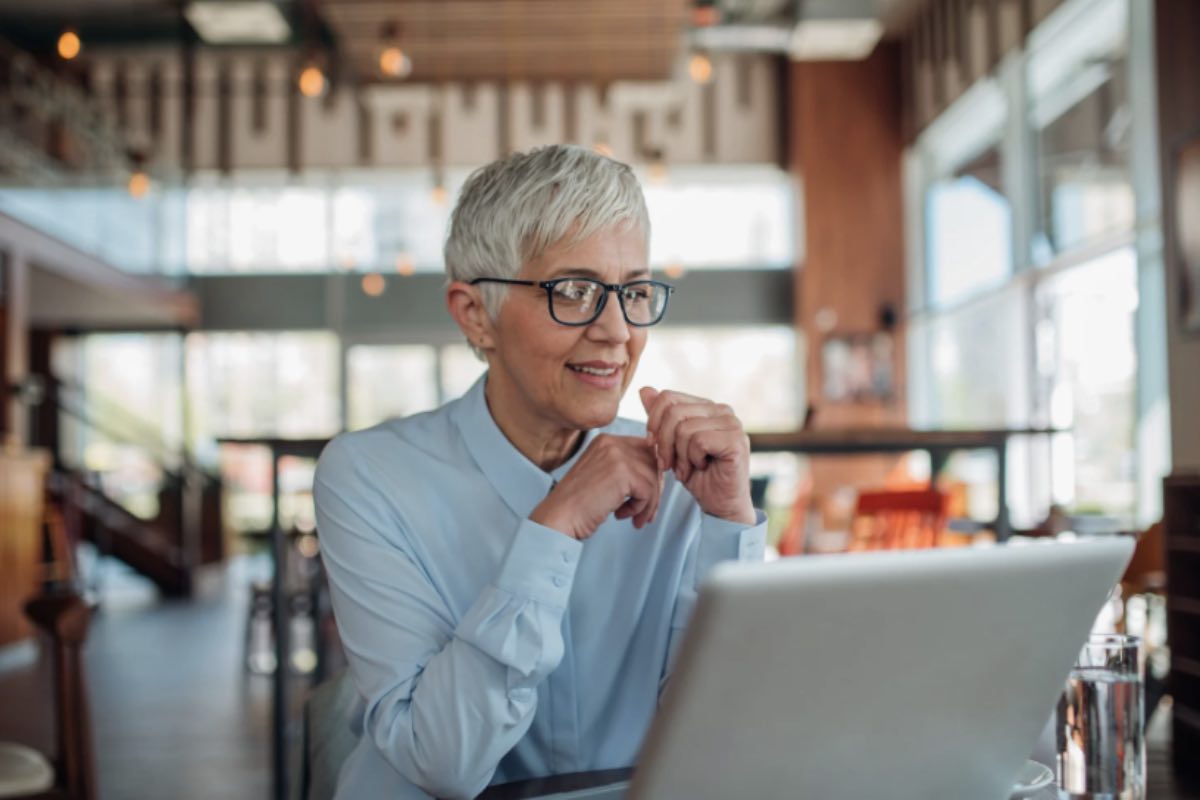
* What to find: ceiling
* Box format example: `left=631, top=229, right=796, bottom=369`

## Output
left=0, top=0, right=927, bottom=86
left=320, top=0, right=691, bottom=83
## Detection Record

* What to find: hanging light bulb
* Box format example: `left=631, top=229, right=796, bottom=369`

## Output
left=646, top=149, right=668, bottom=184
left=298, top=63, right=326, bottom=98
left=128, top=169, right=150, bottom=199
left=395, top=253, right=416, bottom=276
left=664, top=261, right=686, bottom=279
left=57, top=28, right=82, bottom=60
left=592, top=140, right=614, bottom=158
left=379, top=46, right=412, bottom=79
left=688, top=52, right=714, bottom=84
left=361, top=273, right=386, bottom=297
left=430, top=166, right=448, bottom=207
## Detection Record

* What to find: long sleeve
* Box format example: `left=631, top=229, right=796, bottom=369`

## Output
left=660, top=510, right=768, bottom=694
left=314, top=440, right=583, bottom=799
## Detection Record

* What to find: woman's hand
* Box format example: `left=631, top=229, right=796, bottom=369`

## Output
left=640, top=387, right=755, bottom=526
left=530, top=434, right=664, bottom=541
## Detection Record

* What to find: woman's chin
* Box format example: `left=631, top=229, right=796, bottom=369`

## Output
left=568, top=400, right=622, bottom=431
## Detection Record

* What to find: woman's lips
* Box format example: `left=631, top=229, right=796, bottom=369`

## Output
left=566, top=361, right=623, bottom=389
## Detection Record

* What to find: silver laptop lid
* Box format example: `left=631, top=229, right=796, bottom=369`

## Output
left=629, top=537, right=1134, bottom=800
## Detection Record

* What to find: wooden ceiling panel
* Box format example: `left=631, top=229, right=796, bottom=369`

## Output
left=319, top=0, right=689, bottom=84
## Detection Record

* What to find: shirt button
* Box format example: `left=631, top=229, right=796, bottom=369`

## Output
left=552, top=576, right=566, bottom=588
left=561, top=552, right=571, bottom=564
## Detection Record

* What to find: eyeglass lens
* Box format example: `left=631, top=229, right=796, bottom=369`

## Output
left=548, top=279, right=668, bottom=325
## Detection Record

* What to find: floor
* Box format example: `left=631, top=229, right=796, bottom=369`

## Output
left=0, top=555, right=274, bottom=800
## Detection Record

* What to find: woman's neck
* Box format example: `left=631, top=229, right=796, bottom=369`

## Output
left=483, top=377, right=584, bottom=472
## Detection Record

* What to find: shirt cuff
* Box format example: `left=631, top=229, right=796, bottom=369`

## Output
left=493, top=518, right=585, bottom=609
left=696, top=509, right=768, bottom=571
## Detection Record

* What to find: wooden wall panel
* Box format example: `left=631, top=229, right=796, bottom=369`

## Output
left=0, top=449, right=48, bottom=647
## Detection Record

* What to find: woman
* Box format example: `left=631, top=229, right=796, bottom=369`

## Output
left=314, top=144, right=766, bottom=799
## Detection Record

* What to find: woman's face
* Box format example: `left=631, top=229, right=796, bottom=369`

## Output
left=485, top=224, right=650, bottom=435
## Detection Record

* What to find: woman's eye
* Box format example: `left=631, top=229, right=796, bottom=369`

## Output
left=556, top=282, right=594, bottom=302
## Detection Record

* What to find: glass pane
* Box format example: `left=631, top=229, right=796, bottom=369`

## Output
left=1029, top=0, right=1132, bottom=259
left=926, top=284, right=1030, bottom=428
left=347, top=345, right=439, bottom=430
left=616, top=326, right=800, bottom=431
left=51, top=333, right=184, bottom=519
left=439, top=344, right=488, bottom=402
left=644, top=166, right=795, bottom=269
left=185, top=331, right=341, bottom=448
left=925, top=145, right=1013, bottom=308
left=0, top=185, right=187, bottom=276
left=176, top=165, right=794, bottom=275
left=1034, top=247, right=1137, bottom=520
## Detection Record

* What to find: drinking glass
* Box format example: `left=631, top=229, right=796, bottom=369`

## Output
left=1055, top=634, right=1144, bottom=799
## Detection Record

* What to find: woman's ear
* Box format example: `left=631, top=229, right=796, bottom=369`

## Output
left=446, top=281, right=497, bottom=351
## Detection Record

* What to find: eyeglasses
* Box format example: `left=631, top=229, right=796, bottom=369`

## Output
left=468, top=276, right=675, bottom=327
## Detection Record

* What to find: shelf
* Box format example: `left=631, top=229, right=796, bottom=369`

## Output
left=1168, top=596, right=1200, bottom=617
left=1176, top=656, right=1200, bottom=681
left=1168, top=538, right=1200, bottom=554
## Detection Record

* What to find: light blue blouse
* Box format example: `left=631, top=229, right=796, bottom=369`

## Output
left=313, top=374, right=767, bottom=799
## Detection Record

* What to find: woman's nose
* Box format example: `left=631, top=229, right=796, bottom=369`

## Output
left=586, top=291, right=632, bottom=342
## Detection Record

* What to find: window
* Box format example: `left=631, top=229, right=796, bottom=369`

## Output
left=925, top=145, right=1013, bottom=308
left=616, top=326, right=800, bottom=431
left=347, top=345, right=439, bottom=430
left=1034, top=248, right=1138, bottom=519
left=185, top=331, right=341, bottom=447
left=1028, top=0, right=1133, bottom=260
left=51, top=333, right=184, bottom=519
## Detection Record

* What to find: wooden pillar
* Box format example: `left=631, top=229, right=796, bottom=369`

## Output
left=3, top=250, right=30, bottom=447
left=786, top=45, right=909, bottom=518
left=789, top=45, right=907, bottom=428
left=1154, top=0, right=1200, bottom=780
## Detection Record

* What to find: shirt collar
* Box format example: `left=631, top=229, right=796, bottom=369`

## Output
left=451, top=372, right=601, bottom=519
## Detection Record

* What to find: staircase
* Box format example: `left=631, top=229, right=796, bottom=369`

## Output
left=35, top=374, right=224, bottom=598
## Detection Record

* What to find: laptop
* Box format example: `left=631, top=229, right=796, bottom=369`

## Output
left=544, top=537, right=1133, bottom=800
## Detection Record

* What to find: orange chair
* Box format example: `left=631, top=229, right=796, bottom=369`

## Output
left=850, top=489, right=948, bottom=551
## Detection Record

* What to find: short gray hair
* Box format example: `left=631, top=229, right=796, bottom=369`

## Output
left=444, top=145, right=650, bottom=321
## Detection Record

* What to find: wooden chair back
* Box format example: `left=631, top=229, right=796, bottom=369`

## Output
left=20, top=591, right=95, bottom=800
left=851, top=489, right=948, bottom=551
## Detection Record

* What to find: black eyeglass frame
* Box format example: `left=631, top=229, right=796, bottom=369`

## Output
left=468, top=276, right=676, bottom=327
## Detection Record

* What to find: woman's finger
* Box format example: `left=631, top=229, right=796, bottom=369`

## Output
left=655, top=402, right=727, bottom=473
left=644, top=391, right=707, bottom=450
left=673, top=415, right=740, bottom=483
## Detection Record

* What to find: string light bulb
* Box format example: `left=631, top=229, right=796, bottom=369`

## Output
left=298, top=64, right=326, bottom=98
left=57, top=29, right=82, bottom=60
left=395, top=253, right=416, bottom=276
left=688, top=52, right=714, bottom=84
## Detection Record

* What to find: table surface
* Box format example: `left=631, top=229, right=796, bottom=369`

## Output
left=478, top=707, right=1198, bottom=800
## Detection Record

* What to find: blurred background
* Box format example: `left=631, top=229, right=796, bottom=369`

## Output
left=0, top=0, right=1198, bottom=798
